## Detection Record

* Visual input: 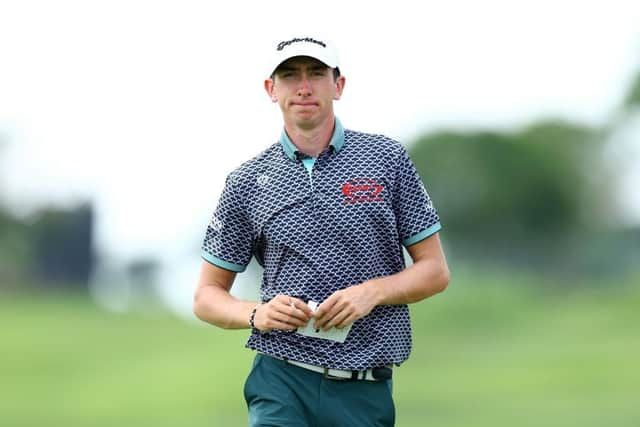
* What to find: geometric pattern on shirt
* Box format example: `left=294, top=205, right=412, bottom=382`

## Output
left=202, top=126, right=441, bottom=370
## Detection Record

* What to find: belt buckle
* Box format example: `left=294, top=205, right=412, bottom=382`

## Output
left=371, top=366, right=393, bottom=380
left=322, top=367, right=349, bottom=381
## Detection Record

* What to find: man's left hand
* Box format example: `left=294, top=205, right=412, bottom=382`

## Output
left=314, top=282, right=379, bottom=331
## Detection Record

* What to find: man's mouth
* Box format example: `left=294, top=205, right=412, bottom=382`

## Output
left=292, top=101, right=318, bottom=107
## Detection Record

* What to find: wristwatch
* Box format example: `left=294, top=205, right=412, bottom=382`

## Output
left=249, top=303, right=262, bottom=332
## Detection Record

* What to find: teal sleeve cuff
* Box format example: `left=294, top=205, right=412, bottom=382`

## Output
left=402, top=222, right=442, bottom=247
left=201, top=251, right=247, bottom=273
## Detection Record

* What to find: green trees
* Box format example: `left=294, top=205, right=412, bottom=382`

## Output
left=0, top=138, right=94, bottom=289
left=411, top=121, right=603, bottom=239
left=408, top=71, right=640, bottom=275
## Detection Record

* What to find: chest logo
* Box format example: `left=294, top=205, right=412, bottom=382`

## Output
left=257, top=174, right=271, bottom=187
left=341, top=178, right=384, bottom=204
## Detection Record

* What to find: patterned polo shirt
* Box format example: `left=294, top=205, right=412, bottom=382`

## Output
left=201, top=117, right=441, bottom=370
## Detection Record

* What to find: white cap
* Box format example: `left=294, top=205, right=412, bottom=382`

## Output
left=268, top=37, right=340, bottom=77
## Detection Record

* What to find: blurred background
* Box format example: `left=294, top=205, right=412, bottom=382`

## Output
left=1, top=1, right=639, bottom=426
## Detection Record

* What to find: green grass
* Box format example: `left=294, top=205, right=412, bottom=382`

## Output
left=1, top=272, right=639, bottom=427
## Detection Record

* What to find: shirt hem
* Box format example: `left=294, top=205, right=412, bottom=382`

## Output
left=201, top=251, right=247, bottom=272
left=402, top=222, right=442, bottom=247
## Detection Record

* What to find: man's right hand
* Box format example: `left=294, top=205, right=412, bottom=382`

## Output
left=253, top=295, right=314, bottom=332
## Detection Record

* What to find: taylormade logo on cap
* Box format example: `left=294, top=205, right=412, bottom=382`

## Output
left=268, top=36, right=339, bottom=77
left=277, top=37, right=327, bottom=51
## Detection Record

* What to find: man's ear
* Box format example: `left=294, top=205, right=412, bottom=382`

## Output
left=264, top=79, right=277, bottom=102
left=333, top=75, right=346, bottom=100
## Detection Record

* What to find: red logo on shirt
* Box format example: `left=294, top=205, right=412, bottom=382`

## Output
left=341, top=178, right=384, bottom=204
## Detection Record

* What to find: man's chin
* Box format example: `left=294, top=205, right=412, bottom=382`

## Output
left=292, top=114, right=318, bottom=128
left=294, top=120, right=318, bottom=130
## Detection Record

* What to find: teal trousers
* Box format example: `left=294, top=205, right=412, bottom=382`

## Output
left=244, top=353, right=395, bottom=427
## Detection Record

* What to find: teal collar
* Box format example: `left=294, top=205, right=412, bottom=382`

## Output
left=279, top=117, right=345, bottom=160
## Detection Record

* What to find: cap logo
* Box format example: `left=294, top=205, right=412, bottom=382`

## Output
left=277, top=37, right=326, bottom=51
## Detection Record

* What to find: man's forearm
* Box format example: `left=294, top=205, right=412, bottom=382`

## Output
left=313, top=252, right=449, bottom=331
left=193, top=285, right=256, bottom=329
left=366, top=256, right=450, bottom=306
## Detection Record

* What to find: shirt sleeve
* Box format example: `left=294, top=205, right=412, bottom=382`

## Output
left=201, top=172, right=254, bottom=272
left=393, top=146, right=442, bottom=247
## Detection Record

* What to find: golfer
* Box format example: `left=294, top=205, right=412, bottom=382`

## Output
left=193, top=36, right=450, bottom=427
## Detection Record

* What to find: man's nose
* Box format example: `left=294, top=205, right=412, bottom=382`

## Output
left=297, top=75, right=312, bottom=96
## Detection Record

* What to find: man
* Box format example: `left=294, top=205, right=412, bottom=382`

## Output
left=193, top=36, right=450, bottom=427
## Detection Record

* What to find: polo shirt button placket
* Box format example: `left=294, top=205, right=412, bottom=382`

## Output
left=310, top=167, right=318, bottom=211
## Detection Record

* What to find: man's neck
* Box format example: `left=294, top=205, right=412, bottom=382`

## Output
left=284, top=116, right=335, bottom=158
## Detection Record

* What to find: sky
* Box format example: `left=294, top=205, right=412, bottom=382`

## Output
left=1, top=0, right=639, bottom=311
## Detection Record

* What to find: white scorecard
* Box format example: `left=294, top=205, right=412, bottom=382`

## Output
left=296, top=300, right=352, bottom=343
